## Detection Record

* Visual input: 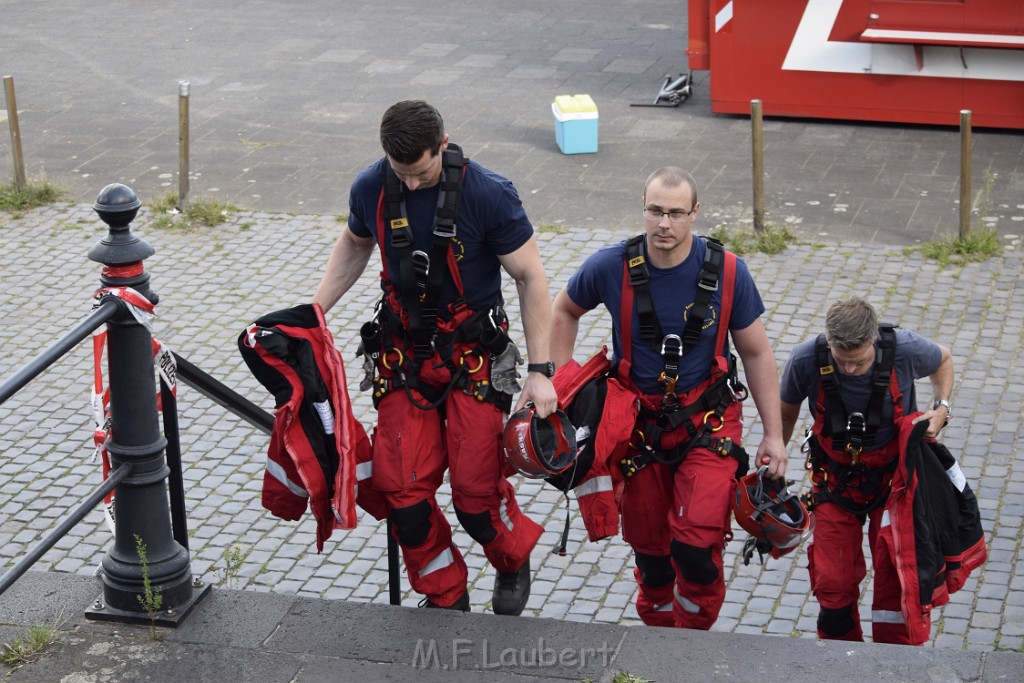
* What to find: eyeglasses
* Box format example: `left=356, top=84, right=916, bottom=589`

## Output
left=643, top=206, right=696, bottom=224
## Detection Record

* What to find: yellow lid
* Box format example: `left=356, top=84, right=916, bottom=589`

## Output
left=553, top=94, right=597, bottom=114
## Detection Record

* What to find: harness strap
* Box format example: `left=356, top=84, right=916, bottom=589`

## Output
left=814, top=324, right=900, bottom=452
left=616, top=236, right=742, bottom=473
left=802, top=438, right=899, bottom=517
left=621, top=432, right=748, bottom=479
left=378, top=144, right=468, bottom=360
left=624, top=235, right=662, bottom=344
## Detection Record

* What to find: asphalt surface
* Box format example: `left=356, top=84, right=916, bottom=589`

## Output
left=1, top=0, right=1023, bottom=681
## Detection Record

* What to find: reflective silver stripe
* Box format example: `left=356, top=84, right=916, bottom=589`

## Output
left=872, top=609, right=905, bottom=624
left=946, top=462, right=967, bottom=492
left=266, top=459, right=308, bottom=498
left=356, top=461, right=373, bottom=482
left=673, top=586, right=700, bottom=614
left=653, top=602, right=673, bottom=612
left=499, top=498, right=513, bottom=531
left=575, top=475, right=613, bottom=498
left=419, top=547, right=455, bottom=578
left=313, top=400, right=335, bottom=435
left=881, top=509, right=891, bottom=528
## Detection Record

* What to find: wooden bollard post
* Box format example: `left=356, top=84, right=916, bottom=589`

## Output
left=3, top=76, right=27, bottom=191
left=751, top=99, right=765, bottom=233
left=178, top=81, right=190, bottom=210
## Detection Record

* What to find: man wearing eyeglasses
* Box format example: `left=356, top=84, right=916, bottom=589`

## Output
left=551, top=166, right=785, bottom=629
left=314, top=100, right=557, bottom=615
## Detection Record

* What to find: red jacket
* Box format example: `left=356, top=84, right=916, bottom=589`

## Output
left=239, top=304, right=371, bottom=551
left=877, top=415, right=987, bottom=644
left=550, top=347, right=638, bottom=541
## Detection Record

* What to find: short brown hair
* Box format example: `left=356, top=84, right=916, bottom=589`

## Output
left=825, top=297, right=879, bottom=350
left=643, top=167, right=698, bottom=206
left=379, top=100, right=445, bottom=164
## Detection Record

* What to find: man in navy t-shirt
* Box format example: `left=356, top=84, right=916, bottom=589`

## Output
left=313, top=100, right=556, bottom=615
left=551, top=167, right=786, bottom=630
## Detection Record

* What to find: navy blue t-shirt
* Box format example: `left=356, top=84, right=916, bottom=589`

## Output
left=348, top=156, right=533, bottom=313
left=780, top=329, right=942, bottom=447
left=566, top=235, right=765, bottom=394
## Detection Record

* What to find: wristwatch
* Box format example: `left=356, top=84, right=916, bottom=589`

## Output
left=527, top=361, right=556, bottom=378
left=932, top=399, right=952, bottom=416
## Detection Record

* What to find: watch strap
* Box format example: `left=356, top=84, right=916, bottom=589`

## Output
left=527, top=362, right=555, bottom=378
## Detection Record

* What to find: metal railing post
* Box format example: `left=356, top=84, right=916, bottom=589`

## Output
left=959, top=109, right=972, bottom=239
left=84, top=183, right=208, bottom=626
left=178, top=81, right=190, bottom=210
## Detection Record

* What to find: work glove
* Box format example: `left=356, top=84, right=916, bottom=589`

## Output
left=356, top=341, right=375, bottom=392
left=490, top=342, right=524, bottom=395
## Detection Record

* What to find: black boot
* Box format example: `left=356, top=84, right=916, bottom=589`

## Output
left=492, top=558, right=531, bottom=616
left=420, top=590, right=470, bottom=612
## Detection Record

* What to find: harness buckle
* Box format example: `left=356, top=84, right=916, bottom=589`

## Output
left=845, top=411, right=865, bottom=462
left=390, top=221, right=413, bottom=248
left=619, top=449, right=652, bottom=478
left=660, top=334, right=682, bottom=358
left=432, top=220, right=456, bottom=239
left=697, top=271, right=719, bottom=292
left=411, top=250, right=430, bottom=291
left=659, top=334, right=683, bottom=395
left=714, top=436, right=733, bottom=458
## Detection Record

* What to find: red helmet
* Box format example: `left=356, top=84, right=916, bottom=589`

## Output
left=503, top=405, right=578, bottom=479
left=734, top=466, right=814, bottom=561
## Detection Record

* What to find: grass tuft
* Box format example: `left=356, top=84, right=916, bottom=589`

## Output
left=905, top=227, right=1002, bottom=266
left=146, top=193, right=240, bottom=230
left=0, top=179, right=66, bottom=212
left=708, top=223, right=796, bottom=255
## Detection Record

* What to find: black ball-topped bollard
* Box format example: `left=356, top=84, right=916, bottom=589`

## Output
left=85, top=183, right=208, bottom=626
left=87, top=183, right=157, bottom=304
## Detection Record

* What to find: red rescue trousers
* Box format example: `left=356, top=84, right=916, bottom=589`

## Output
left=372, top=362, right=541, bottom=607
left=807, top=496, right=916, bottom=644
left=620, top=397, right=743, bottom=630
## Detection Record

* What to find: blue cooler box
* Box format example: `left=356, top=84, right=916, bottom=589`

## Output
left=552, top=94, right=598, bottom=155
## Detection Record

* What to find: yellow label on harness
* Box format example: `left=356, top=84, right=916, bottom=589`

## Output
left=628, top=255, right=645, bottom=268
left=819, top=365, right=835, bottom=376
left=390, top=218, right=409, bottom=229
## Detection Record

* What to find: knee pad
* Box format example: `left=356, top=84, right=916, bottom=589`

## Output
left=634, top=552, right=675, bottom=588
left=454, top=507, right=497, bottom=545
left=389, top=500, right=433, bottom=548
left=670, top=539, right=718, bottom=585
left=818, top=604, right=858, bottom=638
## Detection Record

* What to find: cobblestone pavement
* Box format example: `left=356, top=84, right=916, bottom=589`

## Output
left=0, top=203, right=1021, bottom=654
